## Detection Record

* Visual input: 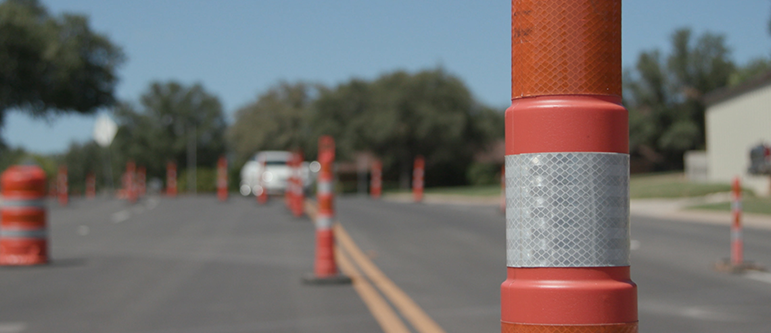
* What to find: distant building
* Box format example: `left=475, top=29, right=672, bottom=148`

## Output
left=704, top=70, right=771, bottom=196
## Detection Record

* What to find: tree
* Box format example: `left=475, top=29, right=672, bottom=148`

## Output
left=59, top=141, right=103, bottom=194
left=227, top=82, right=318, bottom=167
left=625, top=28, right=735, bottom=170
left=310, top=69, right=499, bottom=187
left=112, top=81, right=227, bottom=184
left=0, top=0, right=124, bottom=141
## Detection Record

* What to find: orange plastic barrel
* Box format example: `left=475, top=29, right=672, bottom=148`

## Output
left=1, top=165, right=48, bottom=265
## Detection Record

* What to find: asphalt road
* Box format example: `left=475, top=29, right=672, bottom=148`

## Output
left=0, top=194, right=770, bottom=332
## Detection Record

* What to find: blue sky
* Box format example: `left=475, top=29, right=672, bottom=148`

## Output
left=5, top=0, right=771, bottom=154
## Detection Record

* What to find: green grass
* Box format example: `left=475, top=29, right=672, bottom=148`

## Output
left=630, top=172, right=734, bottom=198
left=689, top=197, right=771, bottom=215
left=381, top=172, right=742, bottom=200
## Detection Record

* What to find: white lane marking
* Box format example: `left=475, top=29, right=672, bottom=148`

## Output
left=0, top=322, right=27, bottom=332
left=77, top=225, right=90, bottom=236
left=745, top=271, right=771, bottom=284
left=111, top=210, right=130, bottom=223
left=630, top=239, right=641, bottom=251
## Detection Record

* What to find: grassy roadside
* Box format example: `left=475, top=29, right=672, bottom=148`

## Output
left=689, top=197, right=771, bottom=215
left=629, top=172, right=733, bottom=199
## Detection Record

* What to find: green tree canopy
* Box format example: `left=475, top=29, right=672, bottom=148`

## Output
left=112, top=81, right=227, bottom=181
left=0, top=0, right=124, bottom=138
left=310, top=69, right=501, bottom=187
left=624, top=28, right=735, bottom=169
left=228, top=69, right=503, bottom=187
left=227, top=82, right=318, bottom=167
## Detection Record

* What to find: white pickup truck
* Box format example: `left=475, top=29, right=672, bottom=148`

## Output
left=239, top=151, right=314, bottom=196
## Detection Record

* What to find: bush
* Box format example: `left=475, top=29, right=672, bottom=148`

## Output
left=466, top=162, right=501, bottom=186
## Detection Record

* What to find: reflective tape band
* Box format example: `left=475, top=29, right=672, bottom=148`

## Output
left=731, top=200, right=742, bottom=212
left=506, top=152, right=630, bottom=267
left=316, top=215, right=333, bottom=229
left=731, top=230, right=742, bottom=241
left=317, top=181, right=333, bottom=195
left=1, top=229, right=47, bottom=239
left=1, top=199, right=46, bottom=208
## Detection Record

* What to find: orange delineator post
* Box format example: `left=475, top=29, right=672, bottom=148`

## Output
left=126, top=161, right=137, bottom=203
left=1, top=165, right=48, bottom=265
left=370, top=159, right=382, bottom=199
left=412, top=155, right=424, bottom=203
left=85, top=172, right=96, bottom=199
left=167, top=162, right=178, bottom=197
left=303, top=136, right=351, bottom=284
left=217, top=156, right=228, bottom=202
left=57, top=165, right=68, bottom=207
left=731, top=177, right=743, bottom=266
left=502, top=1, right=637, bottom=332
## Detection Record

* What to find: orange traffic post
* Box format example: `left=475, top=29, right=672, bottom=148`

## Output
left=126, top=161, right=137, bottom=203
left=85, top=172, right=96, bottom=199
left=217, top=156, right=228, bottom=202
left=57, top=165, right=68, bottom=207
left=370, top=159, right=382, bottom=199
left=256, top=158, right=268, bottom=205
left=303, top=136, right=351, bottom=285
left=137, top=166, right=147, bottom=197
left=292, top=151, right=305, bottom=217
left=730, top=177, right=744, bottom=266
left=167, top=162, right=178, bottom=197
left=1, top=165, right=48, bottom=265
left=502, top=1, right=637, bottom=332
left=412, top=155, right=424, bottom=203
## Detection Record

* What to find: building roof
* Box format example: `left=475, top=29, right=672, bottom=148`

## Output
left=703, top=70, right=771, bottom=107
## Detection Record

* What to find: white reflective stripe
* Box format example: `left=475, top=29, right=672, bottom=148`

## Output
left=317, top=181, right=333, bottom=195
left=1, top=199, right=46, bottom=208
left=731, top=229, right=742, bottom=241
left=0, top=229, right=47, bottom=239
left=731, top=200, right=742, bottom=211
left=316, top=215, right=333, bottom=229
left=506, top=152, right=630, bottom=267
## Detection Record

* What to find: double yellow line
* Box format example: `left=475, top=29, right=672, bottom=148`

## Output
left=304, top=201, right=446, bottom=333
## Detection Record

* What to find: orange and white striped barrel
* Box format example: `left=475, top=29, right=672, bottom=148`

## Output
left=85, top=172, right=96, bottom=199
left=731, top=177, right=743, bottom=266
left=412, top=156, right=424, bottom=203
left=137, top=166, right=147, bottom=197
left=126, top=161, right=137, bottom=203
left=167, top=162, right=178, bottom=197
left=502, top=1, right=637, bottom=332
left=1, top=165, right=48, bottom=265
left=370, top=159, right=382, bottom=199
left=57, top=165, right=68, bottom=206
left=217, top=156, right=228, bottom=202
